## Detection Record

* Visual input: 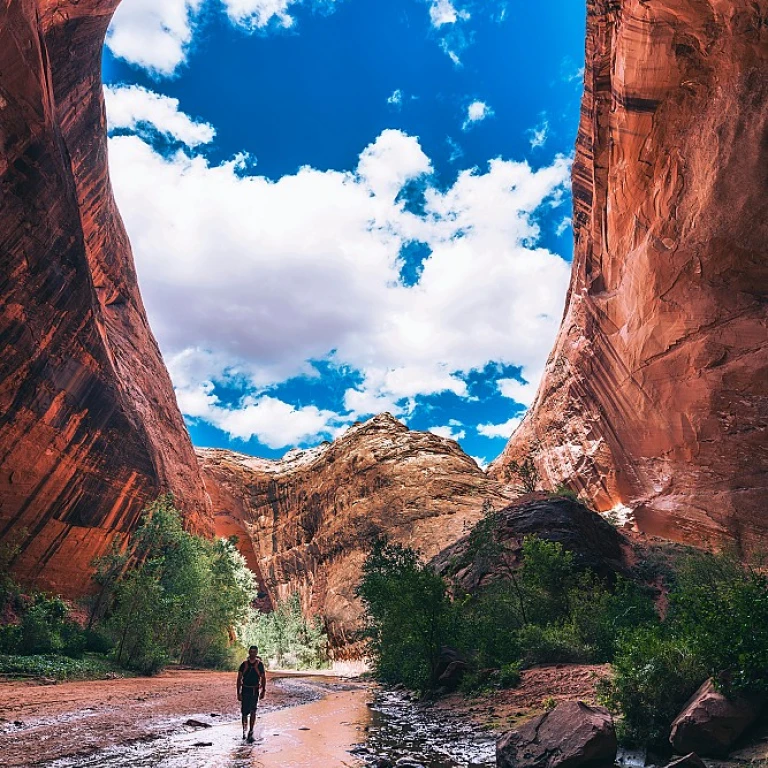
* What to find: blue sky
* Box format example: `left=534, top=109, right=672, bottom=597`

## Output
left=102, top=0, right=586, bottom=466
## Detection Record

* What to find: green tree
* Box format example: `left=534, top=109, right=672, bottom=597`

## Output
left=357, top=538, right=458, bottom=691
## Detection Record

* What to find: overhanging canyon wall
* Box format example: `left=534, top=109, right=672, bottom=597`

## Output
left=491, top=0, right=768, bottom=551
left=199, top=414, right=513, bottom=655
left=0, top=0, right=210, bottom=596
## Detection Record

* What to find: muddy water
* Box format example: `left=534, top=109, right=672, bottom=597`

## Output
left=41, top=677, right=495, bottom=768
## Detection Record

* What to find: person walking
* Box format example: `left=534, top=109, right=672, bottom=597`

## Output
left=237, top=645, right=266, bottom=742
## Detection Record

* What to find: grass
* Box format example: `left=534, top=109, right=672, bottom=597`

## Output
left=0, top=653, right=134, bottom=682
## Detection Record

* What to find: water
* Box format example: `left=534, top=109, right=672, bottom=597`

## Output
left=355, top=689, right=496, bottom=768
left=41, top=679, right=495, bottom=768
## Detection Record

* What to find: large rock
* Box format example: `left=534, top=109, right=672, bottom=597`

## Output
left=198, top=414, right=512, bottom=655
left=432, top=494, right=627, bottom=592
left=490, top=0, right=768, bottom=552
left=670, top=679, right=765, bottom=757
left=0, top=0, right=210, bottom=596
left=496, top=701, right=617, bottom=768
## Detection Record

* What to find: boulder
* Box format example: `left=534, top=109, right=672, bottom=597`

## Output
left=670, top=679, right=764, bottom=757
left=434, top=647, right=468, bottom=692
left=497, top=700, right=617, bottom=768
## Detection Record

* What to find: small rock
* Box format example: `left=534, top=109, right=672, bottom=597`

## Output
left=298, top=726, right=310, bottom=731
left=13, top=721, right=23, bottom=727
left=192, top=741, right=213, bottom=747
left=663, top=753, right=707, bottom=768
left=373, top=759, right=393, bottom=768
left=184, top=719, right=212, bottom=728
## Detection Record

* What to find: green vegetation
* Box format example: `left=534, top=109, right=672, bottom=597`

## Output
left=239, top=593, right=329, bottom=669
left=357, top=508, right=767, bottom=751
left=599, top=551, right=768, bottom=746
left=91, top=496, right=256, bottom=674
left=0, top=653, right=131, bottom=681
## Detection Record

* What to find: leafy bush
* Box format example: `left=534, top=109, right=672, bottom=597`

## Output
left=599, top=551, right=768, bottom=747
left=598, top=627, right=705, bottom=747
left=0, top=653, right=130, bottom=681
left=240, top=593, right=329, bottom=670
left=499, top=661, right=522, bottom=688
left=357, top=538, right=459, bottom=691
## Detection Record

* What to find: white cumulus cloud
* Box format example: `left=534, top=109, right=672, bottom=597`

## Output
left=107, top=0, right=205, bottom=77
left=477, top=415, right=523, bottom=439
left=104, top=85, right=215, bottom=147
left=497, top=378, right=538, bottom=408
left=428, top=424, right=466, bottom=441
left=428, top=0, right=469, bottom=27
left=107, top=0, right=339, bottom=76
left=107, top=99, right=571, bottom=448
left=463, top=100, right=494, bottom=130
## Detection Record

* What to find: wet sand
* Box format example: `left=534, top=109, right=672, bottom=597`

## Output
left=0, top=669, right=370, bottom=767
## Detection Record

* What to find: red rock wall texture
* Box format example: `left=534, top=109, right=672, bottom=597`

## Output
left=491, top=0, right=768, bottom=551
left=0, top=0, right=210, bottom=596
left=199, top=414, right=513, bottom=655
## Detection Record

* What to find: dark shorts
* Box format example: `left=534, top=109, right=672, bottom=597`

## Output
left=241, top=687, right=259, bottom=716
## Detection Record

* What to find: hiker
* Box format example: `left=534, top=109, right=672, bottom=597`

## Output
left=237, top=644, right=266, bottom=742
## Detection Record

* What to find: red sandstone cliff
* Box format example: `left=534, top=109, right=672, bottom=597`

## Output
left=491, top=0, right=768, bottom=551
left=0, top=0, right=210, bottom=595
left=198, top=414, right=513, bottom=654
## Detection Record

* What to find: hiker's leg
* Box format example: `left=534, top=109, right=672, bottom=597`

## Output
left=249, top=710, right=256, bottom=732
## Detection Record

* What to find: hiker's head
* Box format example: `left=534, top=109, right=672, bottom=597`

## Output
left=248, top=645, right=258, bottom=659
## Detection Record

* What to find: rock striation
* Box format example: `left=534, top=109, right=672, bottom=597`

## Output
left=491, top=0, right=768, bottom=551
left=198, top=414, right=512, bottom=654
left=0, top=0, right=210, bottom=596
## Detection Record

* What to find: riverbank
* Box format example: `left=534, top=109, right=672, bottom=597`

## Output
left=0, top=669, right=348, bottom=766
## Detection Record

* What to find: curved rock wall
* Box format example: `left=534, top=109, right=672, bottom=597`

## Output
left=0, top=0, right=210, bottom=595
left=491, top=0, right=768, bottom=551
left=199, top=414, right=512, bottom=655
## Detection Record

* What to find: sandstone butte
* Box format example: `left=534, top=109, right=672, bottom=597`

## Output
left=490, top=0, right=768, bottom=553
left=0, top=0, right=211, bottom=597
left=198, top=413, right=513, bottom=655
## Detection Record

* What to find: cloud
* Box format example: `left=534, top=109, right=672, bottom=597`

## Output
left=108, top=98, right=571, bottom=447
left=428, top=0, right=470, bottom=28
left=387, top=89, right=404, bottom=107
left=555, top=216, right=572, bottom=237
left=106, top=0, right=339, bottom=76
left=104, top=85, right=216, bottom=147
left=497, top=378, right=538, bottom=407
left=463, top=100, right=494, bottom=130
left=429, top=424, right=466, bottom=441
left=471, top=455, right=489, bottom=470
left=477, top=415, right=523, bottom=439
left=528, top=114, right=550, bottom=149
left=107, top=0, right=205, bottom=77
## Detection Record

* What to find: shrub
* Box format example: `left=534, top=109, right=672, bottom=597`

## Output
left=499, top=661, right=522, bottom=688
left=599, top=551, right=768, bottom=747
left=240, top=593, right=329, bottom=670
left=598, top=626, right=705, bottom=747
left=357, top=537, right=459, bottom=692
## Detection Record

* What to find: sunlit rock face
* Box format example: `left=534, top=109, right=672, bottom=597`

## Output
left=491, top=0, right=768, bottom=552
left=0, top=0, right=210, bottom=596
left=198, top=414, right=513, bottom=656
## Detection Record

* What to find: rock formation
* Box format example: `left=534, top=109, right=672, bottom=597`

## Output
left=491, top=0, right=768, bottom=551
left=431, top=494, right=628, bottom=592
left=0, top=0, right=210, bottom=596
left=198, top=414, right=512, bottom=654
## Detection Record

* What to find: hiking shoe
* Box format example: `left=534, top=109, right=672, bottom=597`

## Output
left=247, top=732, right=255, bottom=744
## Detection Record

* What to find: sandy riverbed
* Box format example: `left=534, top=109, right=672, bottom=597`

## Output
left=0, top=670, right=371, bottom=767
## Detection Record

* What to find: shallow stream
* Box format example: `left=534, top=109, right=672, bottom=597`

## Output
left=42, top=677, right=496, bottom=768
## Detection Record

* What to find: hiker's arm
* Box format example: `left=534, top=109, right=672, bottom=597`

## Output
left=260, top=664, right=266, bottom=698
left=237, top=667, right=243, bottom=701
